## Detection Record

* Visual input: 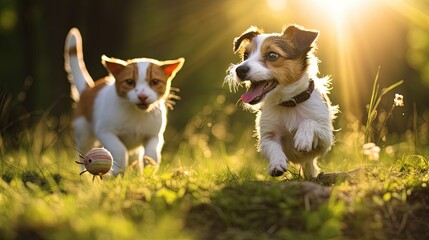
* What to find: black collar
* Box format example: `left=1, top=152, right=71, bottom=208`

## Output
left=279, top=80, right=314, bottom=107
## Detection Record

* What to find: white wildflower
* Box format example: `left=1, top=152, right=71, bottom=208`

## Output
left=363, top=142, right=381, bottom=161
left=394, top=94, right=404, bottom=107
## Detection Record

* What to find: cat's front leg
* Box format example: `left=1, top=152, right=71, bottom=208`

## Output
left=144, top=135, right=163, bottom=162
left=97, top=131, right=128, bottom=176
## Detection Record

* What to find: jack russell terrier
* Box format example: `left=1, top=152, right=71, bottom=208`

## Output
left=225, top=24, right=338, bottom=178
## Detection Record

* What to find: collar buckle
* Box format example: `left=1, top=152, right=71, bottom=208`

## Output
left=279, top=80, right=314, bottom=108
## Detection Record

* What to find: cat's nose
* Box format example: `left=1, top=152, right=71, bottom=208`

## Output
left=138, top=94, right=148, bottom=102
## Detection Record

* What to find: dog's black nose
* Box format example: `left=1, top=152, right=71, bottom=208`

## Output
left=271, top=169, right=284, bottom=177
left=236, top=65, right=249, bottom=80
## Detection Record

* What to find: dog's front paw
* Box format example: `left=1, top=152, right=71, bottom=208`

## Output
left=294, top=133, right=318, bottom=152
left=269, top=159, right=288, bottom=177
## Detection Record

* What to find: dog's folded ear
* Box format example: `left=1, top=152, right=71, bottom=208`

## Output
left=102, top=55, right=128, bottom=76
left=283, top=25, right=319, bottom=53
left=161, top=58, right=185, bottom=79
left=233, top=26, right=263, bottom=53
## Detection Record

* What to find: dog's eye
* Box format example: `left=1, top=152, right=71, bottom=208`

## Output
left=125, top=79, right=135, bottom=87
left=242, top=52, right=249, bottom=61
left=267, top=52, right=280, bottom=61
left=150, top=79, right=160, bottom=86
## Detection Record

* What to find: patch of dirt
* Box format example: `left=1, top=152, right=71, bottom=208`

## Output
left=316, top=168, right=364, bottom=186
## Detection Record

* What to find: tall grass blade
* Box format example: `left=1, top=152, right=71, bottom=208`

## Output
left=364, top=66, right=404, bottom=143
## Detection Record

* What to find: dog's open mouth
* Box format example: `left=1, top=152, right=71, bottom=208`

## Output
left=241, top=80, right=278, bottom=105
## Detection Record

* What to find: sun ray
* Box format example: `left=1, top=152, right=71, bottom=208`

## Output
left=333, top=19, right=362, bottom=116
left=384, top=0, right=429, bottom=28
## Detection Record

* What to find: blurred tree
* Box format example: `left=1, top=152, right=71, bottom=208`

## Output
left=406, top=16, right=429, bottom=89
left=0, top=0, right=428, bottom=142
left=0, top=0, right=133, bottom=115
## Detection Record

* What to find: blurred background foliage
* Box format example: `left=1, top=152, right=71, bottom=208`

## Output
left=0, top=0, right=429, bottom=151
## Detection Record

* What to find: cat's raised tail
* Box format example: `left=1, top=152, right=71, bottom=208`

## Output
left=64, top=28, right=94, bottom=102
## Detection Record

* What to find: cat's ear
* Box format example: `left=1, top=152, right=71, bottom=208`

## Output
left=102, top=55, right=127, bottom=76
left=161, top=58, right=185, bottom=79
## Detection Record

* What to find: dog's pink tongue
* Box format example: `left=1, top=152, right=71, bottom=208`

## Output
left=241, top=82, right=265, bottom=103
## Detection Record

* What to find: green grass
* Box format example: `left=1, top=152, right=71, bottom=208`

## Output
left=1, top=86, right=429, bottom=239
left=1, top=124, right=428, bottom=240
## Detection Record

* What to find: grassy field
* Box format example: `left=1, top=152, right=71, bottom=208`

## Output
left=1, top=86, right=429, bottom=239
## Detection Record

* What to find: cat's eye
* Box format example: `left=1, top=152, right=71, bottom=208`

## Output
left=150, top=79, right=160, bottom=86
left=125, top=79, right=135, bottom=87
left=267, top=52, right=280, bottom=61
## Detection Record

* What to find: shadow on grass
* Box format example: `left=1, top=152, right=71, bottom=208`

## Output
left=2, top=171, right=64, bottom=193
left=185, top=163, right=429, bottom=240
left=186, top=180, right=340, bottom=240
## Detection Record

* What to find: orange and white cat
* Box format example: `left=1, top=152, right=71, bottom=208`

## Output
left=64, top=28, right=184, bottom=176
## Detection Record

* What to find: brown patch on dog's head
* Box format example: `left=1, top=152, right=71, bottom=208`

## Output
left=259, top=25, right=319, bottom=84
left=233, top=26, right=263, bottom=54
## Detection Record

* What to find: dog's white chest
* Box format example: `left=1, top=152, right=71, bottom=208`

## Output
left=257, top=107, right=302, bottom=134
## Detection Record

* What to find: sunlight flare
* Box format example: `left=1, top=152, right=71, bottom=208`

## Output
left=323, top=0, right=369, bottom=21
left=266, top=0, right=287, bottom=12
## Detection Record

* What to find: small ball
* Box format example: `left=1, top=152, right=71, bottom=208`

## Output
left=83, top=148, right=113, bottom=175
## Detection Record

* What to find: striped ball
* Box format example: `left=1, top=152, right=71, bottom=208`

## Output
left=83, top=148, right=113, bottom=175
